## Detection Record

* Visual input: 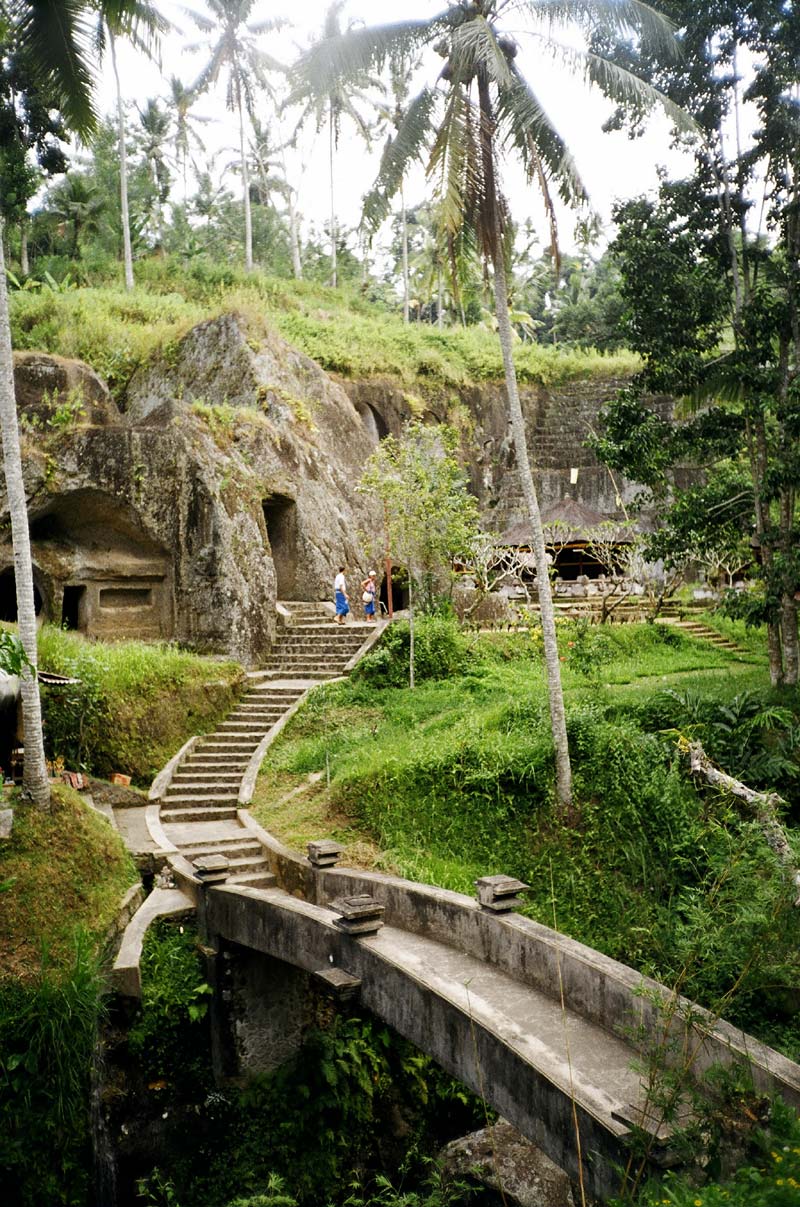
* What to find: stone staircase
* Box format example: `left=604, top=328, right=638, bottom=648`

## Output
left=667, top=618, right=746, bottom=654
left=261, top=602, right=368, bottom=680
left=155, top=606, right=376, bottom=887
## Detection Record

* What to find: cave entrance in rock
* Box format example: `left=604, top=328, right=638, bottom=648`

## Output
left=61, top=585, right=86, bottom=631
left=262, top=494, right=298, bottom=600
left=355, top=400, right=389, bottom=444
left=379, top=568, right=409, bottom=615
left=0, top=568, right=43, bottom=622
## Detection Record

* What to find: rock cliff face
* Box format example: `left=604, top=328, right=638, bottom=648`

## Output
left=3, top=310, right=656, bottom=662
left=336, top=376, right=672, bottom=533
left=3, top=314, right=379, bottom=665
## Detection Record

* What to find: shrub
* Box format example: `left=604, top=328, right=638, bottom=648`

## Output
left=354, top=616, right=469, bottom=688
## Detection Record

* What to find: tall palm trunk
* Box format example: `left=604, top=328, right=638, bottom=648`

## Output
left=492, top=245, right=572, bottom=805
left=20, top=220, right=29, bottom=277
left=401, top=183, right=409, bottom=322
left=237, top=86, right=253, bottom=272
left=110, top=30, right=135, bottom=291
left=477, top=69, right=571, bottom=805
left=0, top=228, right=49, bottom=809
left=329, top=102, right=337, bottom=287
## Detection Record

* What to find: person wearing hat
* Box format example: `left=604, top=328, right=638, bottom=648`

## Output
left=360, top=570, right=378, bottom=623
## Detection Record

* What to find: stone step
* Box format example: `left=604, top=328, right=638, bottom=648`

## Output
left=163, top=790, right=239, bottom=802
left=171, top=777, right=243, bottom=790
left=227, top=870, right=277, bottom=888
left=183, top=756, right=251, bottom=767
left=225, top=712, right=284, bottom=723
left=259, top=669, right=338, bottom=681
left=196, top=736, right=260, bottom=746
left=217, top=718, right=273, bottom=728
left=160, top=805, right=239, bottom=823
left=226, top=853, right=273, bottom=874
left=179, top=838, right=263, bottom=860
left=228, top=704, right=287, bottom=715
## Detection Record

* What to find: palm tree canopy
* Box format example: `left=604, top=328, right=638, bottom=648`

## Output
left=305, top=0, right=691, bottom=258
left=1, top=0, right=166, bottom=136
left=184, top=1, right=284, bottom=115
left=286, top=1, right=385, bottom=145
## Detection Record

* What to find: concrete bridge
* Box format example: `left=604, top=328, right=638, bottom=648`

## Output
left=115, top=818, right=800, bottom=1200
left=109, top=609, right=800, bottom=1199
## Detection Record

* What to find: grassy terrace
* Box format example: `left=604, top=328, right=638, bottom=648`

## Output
left=250, top=617, right=800, bottom=1059
left=9, top=258, right=639, bottom=400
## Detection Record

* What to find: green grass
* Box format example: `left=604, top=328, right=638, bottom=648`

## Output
left=251, top=621, right=800, bottom=1060
left=0, top=783, right=136, bottom=981
left=29, top=625, right=244, bottom=784
left=9, top=258, right=640, bottom=400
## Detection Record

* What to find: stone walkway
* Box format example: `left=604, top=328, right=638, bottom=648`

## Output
left=150, top=602, right=378, bottom=886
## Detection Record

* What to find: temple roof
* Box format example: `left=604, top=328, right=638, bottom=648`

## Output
left=500, top=496, right=632, bottom=546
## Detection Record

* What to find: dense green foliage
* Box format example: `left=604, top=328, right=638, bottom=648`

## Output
left=257, top=623, right=800, bottom=1058
left=0, top=936, right=103, bottom=1207
left=33, top=625, right=242, bottom=783
left=7, top=260, right=638, bottom=402
left=0, top=785, right=135, bottom=1207
left=128, top=922, right=487, bottom=1207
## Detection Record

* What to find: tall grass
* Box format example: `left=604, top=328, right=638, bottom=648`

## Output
left=9, top=259, right=640, bottom=399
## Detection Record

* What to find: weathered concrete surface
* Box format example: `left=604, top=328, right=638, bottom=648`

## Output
left=205, top=886, right=638, bottom=1200
left=440, top=1119, right=576, bottom=1207
left=112, top=887, right=195, bottom=998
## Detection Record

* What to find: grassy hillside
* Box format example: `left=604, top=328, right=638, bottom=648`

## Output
left=251, top=619, right=800, bottom=1061
left=9, top=257, right=639, bottom=401
left=34, top=625, right=244, bottom=784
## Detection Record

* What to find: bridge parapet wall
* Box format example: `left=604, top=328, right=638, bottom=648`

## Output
left=238, top=811, right=800, bottom=1111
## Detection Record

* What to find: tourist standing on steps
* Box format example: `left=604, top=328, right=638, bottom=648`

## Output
left=334, top=566, right=350, bottom=624
left=361, top=570, right=377, bottom=623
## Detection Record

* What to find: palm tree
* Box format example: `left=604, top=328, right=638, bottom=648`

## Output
left=0, top=0, right=160, bottom=808
left=185, top=2, right=285, bottom=273
left=137, top=97, right=171, bottom=249
left=288, top=1, right=383, bottom=288
left=166, top=76, right=212, bottom=203
left=97, top=3, right=166, bottom=289
left=371, top=52, right=421, bottom=321
left=302, top=1, right=687, bottom=807
left=48, top=173, right=106, bottom=256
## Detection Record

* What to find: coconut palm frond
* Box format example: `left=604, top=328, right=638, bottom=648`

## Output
left=191, top=39, right=229, bottom=97
left=450, top=16, right=514, bottom=90
left=248, top=16, right=289, bottom=36
left=514, top=0, right=679, bottom=60
left=429, top=86, right=481, bottom=241
left=584, top=50, right=696, bottom=133
left=178, top=4, right=213, bottom=33
left=362, top=86, right=437, bottom=232
left=496, top=68, right=588, bottom=209
left=291, top=16, right=448, bottom=98
left=13, top=0, right=97, bottom=135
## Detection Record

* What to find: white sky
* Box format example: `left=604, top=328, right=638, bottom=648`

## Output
left=97, top=0, right=697, bottom=258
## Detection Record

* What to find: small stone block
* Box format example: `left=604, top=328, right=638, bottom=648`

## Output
left=308, top=839, right=343, bottom=867
left=475, top=874, right=529, bottom=911
left=313, top=967, right=362, bottom=1001
left=0, top=808, right=13, bottom=840
left=331, top=894, right=384, bottom=936
left=193, top=854, right=230, bottom=885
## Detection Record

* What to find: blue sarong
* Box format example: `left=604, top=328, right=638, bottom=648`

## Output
left=335, top=590, right=349, bottom=616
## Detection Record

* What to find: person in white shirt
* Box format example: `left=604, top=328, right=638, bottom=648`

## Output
left=334, top=566, right=349, bottom=624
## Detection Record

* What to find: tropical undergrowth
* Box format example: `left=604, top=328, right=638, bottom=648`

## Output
left=8, top=257, right=638, bottom=403
left=29, top=624, right=243, bottom=784
left=125, top=921, right=488, bottom=1207
left=0, top=784, right=136, bottom=1206
left=253, top=618, right=800, bottom=1060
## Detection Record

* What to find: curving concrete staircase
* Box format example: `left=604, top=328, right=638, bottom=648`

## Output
left=153, top=604, right=378, bottom=887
